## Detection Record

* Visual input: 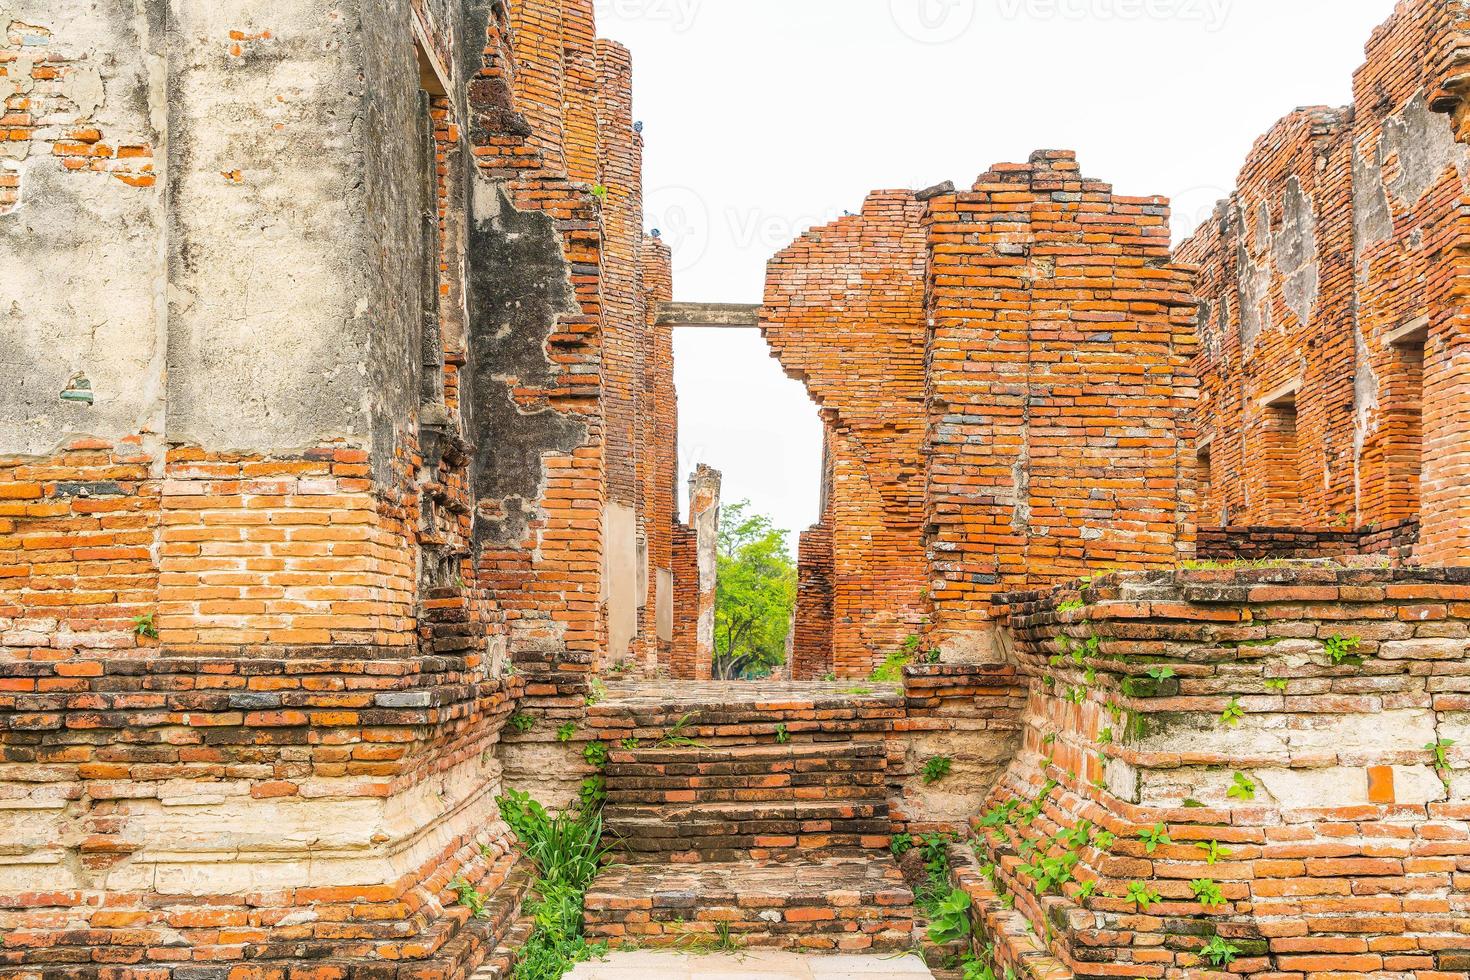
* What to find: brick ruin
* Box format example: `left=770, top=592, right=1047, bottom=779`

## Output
left=2, top=0, right=1469, bottom=979
left=766, top=155, right=1199, bottom=678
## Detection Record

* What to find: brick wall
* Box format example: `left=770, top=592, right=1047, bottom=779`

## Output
left=765, top=156, right=1198, bottom=670
left=1180, top=0, right=1470, bottom=566
left=924, top=153, right=1199, bottom=654
left=0, top=0, right=688, bottom=974
left=764, top=191, right=930, bottom=677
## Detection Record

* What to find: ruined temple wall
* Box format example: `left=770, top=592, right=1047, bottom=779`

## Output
left=1178, top=109, right=1356, bottom=530
left=793, top=518, right=834, bottom=680
left=923, top=153, right=1198, bottom=656
left=967, top=566, right=1470, bottom=980
left=0, top=2, right=541, bottom=974
left=0, top=0, right=674, bottom=974
left=829, top=429, right=926, bottom=677
left=763, top=191, right=930, bottom=675
left=1180, top=0, right=1470, bottom=565
left=670, top=465, right=719, bottom=679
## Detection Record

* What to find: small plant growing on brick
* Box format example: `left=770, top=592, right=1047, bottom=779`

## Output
left=1196, top=840, right=1231, bottom=865
left=1097, top=726, right=1114, bottom=745
left=1427, top=737, right=1456, bottom=771
left=619, top=737, right=640, bottom=750
left=1057, top=599, right=1085, bottom=613
left=1137, top=823, right=1171, bottom=854
left=656, top=711, right=702, bottom=747
left=922, top=755, right=953, bottom=784
left=890, top=832, right=914, bottom=857
left=449, top=877, right=489, bottom=919
left=1146, top=665, right=1176, bottom=681
left=1190, top=878, right=1226, bottom=908
left=585, top=679, right=608, bottom=706
left=1264, top=678, right=1289, bottom=693
left=131, top=612, right=159, bottom=639
left=509, top=713, right=535, bottom=734
left=924, top=648, right=942, bottom=664
left=1227, top=771, right=1257, bottom=801
left=590, top=183, right=609, bottom=201
left=1124, top=881, right=1162, bottom=911
left=774, top=723, right=790, bottom=744
left=1220, top=697, right=1245, bottom=727
left=1200, top=935, right=1241, bottom=968
left=925, top=887, right=973, bottom=945
left=556, top=723, right=576, bottom=743
left=1065, top=686, right=1086, bottom=705
left=579, top=776, right=606, bottom=809
left=1324, top=634, right=1361, bottom=665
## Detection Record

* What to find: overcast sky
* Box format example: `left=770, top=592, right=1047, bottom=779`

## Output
left=596, top=0, right=1397, bottom=546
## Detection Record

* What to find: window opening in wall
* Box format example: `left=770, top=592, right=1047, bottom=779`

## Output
left=1259, top=383, right=1302, bottom=524
left=1384, top=315, right=1428, bottom=525
left=1195, top=436, right=1217, bottom=525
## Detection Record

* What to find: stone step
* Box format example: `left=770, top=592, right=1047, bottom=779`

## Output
left=583, top=857, right=916, bottom=953
left=606, top=800, right=892, bottom=863
left=605, top=742, right=888, bottom=806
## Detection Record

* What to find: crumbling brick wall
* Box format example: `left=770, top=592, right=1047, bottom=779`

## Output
left=765, top=157, right=1198, bottom=671
left=764, top=191, right=931, bottom=677
left=923, top=154, right=1199, bottom=657
left=793, top=518, right=834, bottom=680
left=670, top=464, right=720, bottom=679
left=1180, top=0, right=1470, bottom=566
left=0, top=0, right=688, bottom=975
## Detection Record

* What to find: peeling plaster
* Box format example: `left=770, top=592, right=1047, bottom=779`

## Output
left=1235, top=201, right=1271, bottom=353
left=1353, top=146, right=1393, bottom=269
left=465, top=178, right=586, bottom=549
left=1380, top=92, right=1470, bottom=209
left=1276, top=177, right=1320, bottom=328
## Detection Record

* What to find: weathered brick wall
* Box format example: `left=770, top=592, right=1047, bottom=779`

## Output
left=965, top=565, right=1470, bottom=980
left=0, top=0, right=686, bottom=974
left=641, top=236, right=678, bottom=674
left=923, top=153, right=1199, bottom=659
left=764, top=192, right=930, bottom=676
left=765, top=158, right=1197, bottom=670
left=1180, top=0, right=1470, bottom=566
left=1198, top=518, right=1421, bottom=563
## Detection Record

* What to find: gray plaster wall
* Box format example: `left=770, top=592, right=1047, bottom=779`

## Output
left=0, top=1, right=167, bottom=457
left=4, top=0, right=437, bottom=473
left=165, top=0, right=425, bottom=466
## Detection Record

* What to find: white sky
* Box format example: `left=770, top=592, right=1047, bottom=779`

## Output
left=597, top=0, right=1398, bottom=546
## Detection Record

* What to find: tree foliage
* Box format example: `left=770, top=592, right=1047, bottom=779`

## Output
left=714, top=501, right=796, bottom=680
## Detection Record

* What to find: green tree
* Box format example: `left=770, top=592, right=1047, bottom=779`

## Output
left=714, top=501, right=797, bottom=680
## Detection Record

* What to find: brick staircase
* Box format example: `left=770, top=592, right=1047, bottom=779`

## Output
left=604, top=742, right=891, bottom=863
left=582, top=704, right=917, bottom=952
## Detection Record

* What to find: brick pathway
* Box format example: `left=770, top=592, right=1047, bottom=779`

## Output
left=568, top=950, right=935, bottom=980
